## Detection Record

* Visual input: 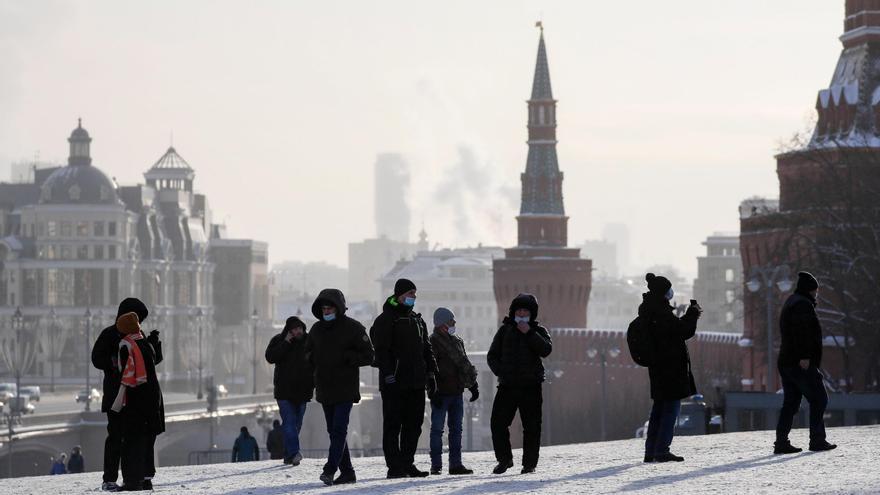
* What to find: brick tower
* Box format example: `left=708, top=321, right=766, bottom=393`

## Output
left=493, top=27, right=592, bottom=329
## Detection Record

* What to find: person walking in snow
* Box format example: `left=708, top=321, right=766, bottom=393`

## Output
left=232, top=427, right=261, bottom=462
left=265, top=316, right=314, bottom=465
left=370, top=278, right=439, bottom=479
left=50, top=454, right=67, bottom=475
left=306, top=289, right=375, bottom=486
left=67, top=446, right=85, bottom=474
left=487, top=293, right=552, bottom=475
left=266, top=420, right=286, bottom=461
left=640, top=273, right=701, bottom=463
left=428, top=307, right=479, bottom=476
left=774, top=272, right=837, bottom=454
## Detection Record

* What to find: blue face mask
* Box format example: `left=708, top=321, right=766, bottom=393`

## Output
left=514, top=316, right=530, bottom=324
left=323, top=313, right=336, bottom=322
left=665, top=288, right=675, bottom=301
left=404, top=297, right=416, bottom=307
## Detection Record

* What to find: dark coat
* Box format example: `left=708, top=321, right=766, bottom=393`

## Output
left=91, top=298, right=149, bottom=413
left=305, top=289, right=375, bottom=405
left=487, top=319, right=553, bottom=387
left=66, top=453, right=84, bottom=473
left=639, top=294, right=699, bottom=401
left=265, top=330, right=314, bottom=404
left=430, top=329, right=477, bottom=395
left=232, top=432, right=260, bottom=462
left=118, top=335, right=165, bottom=436
left=778, top=291, right=823, bottom=369
left=370, top=297, right=439, bottom=391
left=50, top=460, right=66, bottom=475
left=266, top=426, right=285, bottom=460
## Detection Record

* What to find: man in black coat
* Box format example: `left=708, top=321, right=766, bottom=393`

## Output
left=369, top=278, right=439, bottom=479
left=774, top=272, right=837, bottom=454
left=266, top=420, right=285, bottom=460
left=91, top=298, right=162, bottom=491
left=640, top=273, right=700, bottom=463
left=265, top=316, right=314, bottom=465
left=487, top=293, right=552, bottom=475
left=305, top=288, right=375, bottom=486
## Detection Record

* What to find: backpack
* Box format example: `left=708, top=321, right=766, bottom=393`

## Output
left=626, top=315, right=656, bottom=367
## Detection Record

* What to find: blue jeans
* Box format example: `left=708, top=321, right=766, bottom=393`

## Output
left=430, top=394, right=464, bottom=469
left=322, top=403, right=354, bottom=476
left=644, top=399, right=681, bottom=456
left=277, top=400, right=307, bottom=458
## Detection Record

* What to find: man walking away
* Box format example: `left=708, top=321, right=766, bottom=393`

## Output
left=306, top=288, right=375, bottom=486
left=50, top=454, right=67, bottom=475
left=67, top=445, right=85, bottom=474
left=487, top=293, right=552, bottom=475
left=266, top=420, right=286, bottom=461
left=774, top=272, right=836, bottom=454
left=265, top=316, right=314, bottom=465
left=232, top=427, right=260, bottom=462
left=640, top=273, right=701, bottom=463
left=370, top=278, right=439, bottom=479
left=429, top=307, right=479, bottom=475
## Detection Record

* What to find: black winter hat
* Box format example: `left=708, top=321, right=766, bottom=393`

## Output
left=117, top=297, right=148, bottom=323
left=283, top=316, right=306, bottom=333
left=645, top=273, right=672, bottom=296
left=394, top=278, right=417, bottom=297
left=796, top=271, right=819, bottom=292
left=508, top=293, right=539, bottom=321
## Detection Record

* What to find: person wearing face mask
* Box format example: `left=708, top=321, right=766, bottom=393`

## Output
left=305, top=289, right=375, bottom=486
left=369, top=278, right=439, bottom=479
left=428, top=308, right=479, bottom=476
left=487, top=293, right=552, bottom=475
left=640, top=273, right=701, bottom=463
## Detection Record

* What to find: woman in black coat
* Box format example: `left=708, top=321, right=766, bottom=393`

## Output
left=639, top=274, right=700, bottom=463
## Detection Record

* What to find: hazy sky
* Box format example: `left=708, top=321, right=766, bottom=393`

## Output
left=0, top=1, right=842, bottom=278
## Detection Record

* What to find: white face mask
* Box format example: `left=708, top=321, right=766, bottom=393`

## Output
left=514, top=316, right=530, bottom=324
left=665, top=288, right=675, bottom=301
left=446, top=326, right=456, bottom=335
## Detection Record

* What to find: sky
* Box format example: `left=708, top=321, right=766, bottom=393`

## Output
left=0, top=1, right=842, bottom=278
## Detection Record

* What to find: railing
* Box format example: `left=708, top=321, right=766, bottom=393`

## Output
left=187, top=448, right=434, bottom=465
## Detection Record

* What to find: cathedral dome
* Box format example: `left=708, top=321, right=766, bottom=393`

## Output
left=38, top=120, right=120, bottom=205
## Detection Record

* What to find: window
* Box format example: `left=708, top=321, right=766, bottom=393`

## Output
left=538, top=106, right=545, bottom=125
left=60, top=221, right=72, bottom=237
left=76, top=221, right=89, bottom=236
left=60, top=245, right=72, bottom=259
left=725, top=269, right=735, bottom=283
left=726, top=311, right=735, bottom=323
left=726, top=290, right=736, bottom=304
left=77, top=246, right=89, bottom=260
left=108, top=222, right=117, bottom=236
left=94, top=245, right=104, bottom=260
left=108, top=245, right=117, bottom=260
left=47, top=221, right=57, bottom=237
left=94, top=221, right=104, bottom=236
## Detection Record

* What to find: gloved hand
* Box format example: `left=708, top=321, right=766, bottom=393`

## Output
left=468, top=384, right=480, bottom=402
left=426, top=374, right=438, bottom=398
left=146, top=329, right=161, bottom=346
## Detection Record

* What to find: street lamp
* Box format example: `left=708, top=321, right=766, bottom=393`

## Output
left=587, top=345, right=621, bottom=441
left=746, top=264, right=792, bottom=393
left=196, top=308, right=205, bottom=400
left=251, top=308, right=259, bottom=395
left=12, top=307, right=24, bottom=413
left=84, top=308, right=93, bottom=412
left=48, top=307, right=58, bottom=392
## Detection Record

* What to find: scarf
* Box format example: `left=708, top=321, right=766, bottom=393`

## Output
left=110, top=332, right=148, bottom=412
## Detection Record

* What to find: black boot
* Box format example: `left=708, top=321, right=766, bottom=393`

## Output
left=333, top=471, right=356, bottom=484
left=654, top=452, right=684, bottom=463
left=319, top=473, right=334, bottom=486
left=430, top=466, right=442, bottom=475
left=643, top=454, right=655, bottom=463
left=521, top=466, right=535, bottom=474
left=407, top=465, right=429, bottom=478
left=386, top=468, right=408, bottom=479
left=492, top=460, right=514, bottom=474
left=773, top=442, right=803, bottom=455
left=120, top=481, right=143, bottom=492
left=809, top=441, right=837, bottom=452
left=449, top=465, right=473, bottom=475
left=141, top=479, right=153, bottom=491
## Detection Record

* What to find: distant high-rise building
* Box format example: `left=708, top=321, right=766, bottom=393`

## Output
left=581, top=239, right=618, bottom=279
left=602, top=223, right=631, bottom=275
left=492, top=27, right=592, bottom=329
left=693, top=233, right=743, bottom=333
left=348, top=232, right=426, bottom=304
left=374, top=153, right=410, bottom=242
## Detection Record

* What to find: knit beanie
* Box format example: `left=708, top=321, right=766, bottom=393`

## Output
left=394, top=278, right=417, bottom=297
left=645, top=273, right=672, bottom=296
left=433, top=307, right=455, bottom=327
left=796, top=271, right=819, bottom=293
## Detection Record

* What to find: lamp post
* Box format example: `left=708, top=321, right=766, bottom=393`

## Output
left=196, top=308, right=205, bottom=400
left=746, top=264, right=793, bottom=393
left=251, top=308, right=258, bottom=395
left=587, top=345, right=621, bottom=441
left=48, top=307, right=58, bottom=392
left=12, top=307, right=24, bottom=415
left=543, top=367, right=564, bottom=445
left=84, top=308, right=92, bottom=412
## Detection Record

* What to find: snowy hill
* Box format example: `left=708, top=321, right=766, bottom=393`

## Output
left=4, top=425, right=878, bottom=494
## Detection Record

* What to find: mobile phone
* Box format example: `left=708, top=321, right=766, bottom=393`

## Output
left=690, top=299, right=698, bottom=306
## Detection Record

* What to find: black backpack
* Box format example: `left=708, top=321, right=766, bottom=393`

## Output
left=626, top=315, right=656, bottom=367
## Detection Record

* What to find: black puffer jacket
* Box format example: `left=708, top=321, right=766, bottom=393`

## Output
left=369, top=296, right=439, bottom=391
left=487, top=294, right=553, bottom=387
left=305, top=289, right=375, bottom=405
left=265, top=330, right=314, bottom=404
left=119, top=335, right=165, bottom=436
left=91, top=298, right=151, bottom=413
left=778, top=291, right=823, bottom=369
left=639, top=293, right=699, bottom=401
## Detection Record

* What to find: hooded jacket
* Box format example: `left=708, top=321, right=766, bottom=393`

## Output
left=487, top=294, right=553, bottom=387
left=304, top=289, right=375, bottom=405
left=639, top=293, right=699, bottom=401
left=778, top=290, right=823, bottom=368
left=430, top=328, right=478, bottom=395
left=265, top=327, right=314, bottom=404
left=91, top=298, right=155, bottom=413
left=232, top=430, right=260, bottom=462
left=369, top=296, right=439, bottom=392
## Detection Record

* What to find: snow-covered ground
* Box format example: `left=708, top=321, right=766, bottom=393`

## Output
left=4, top=425, right=877, bottom=494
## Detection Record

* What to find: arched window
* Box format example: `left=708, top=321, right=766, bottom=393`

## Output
left=538, top=106, right=546, bottom=125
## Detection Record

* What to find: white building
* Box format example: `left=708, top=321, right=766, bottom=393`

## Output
left=347, top=231, right=426, bottom=304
